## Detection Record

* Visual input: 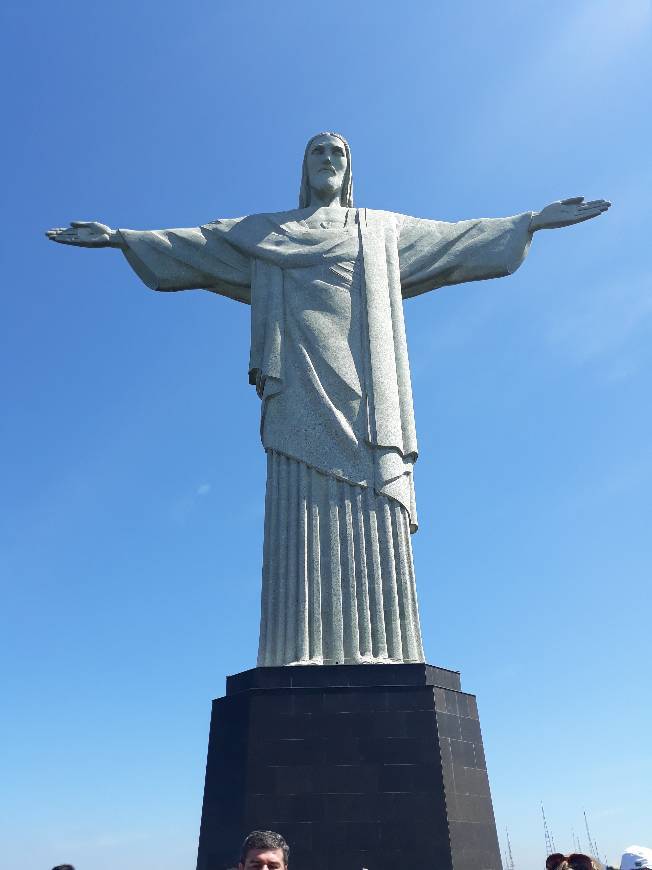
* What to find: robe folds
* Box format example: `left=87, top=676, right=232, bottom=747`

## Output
left=119, top=207, right=533, bottom=665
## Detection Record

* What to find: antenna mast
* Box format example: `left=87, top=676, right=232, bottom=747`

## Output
left=505, top=828, right=516, bottom=870
left=572, top=828, right=583, bottom=853
left=583, top=810, right=602, bottom=863
left=542, top=804, right=556, bottom=856
left=503, top=844, right=510, bottom=870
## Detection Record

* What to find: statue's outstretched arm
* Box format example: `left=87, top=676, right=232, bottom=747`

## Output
left=398, top=195, right=611, bottom=299
left=46, top=221, right=125, bottom=248
left=47, top=219, right=252, bottom=302
left=529, top=196, right=610, bottom=231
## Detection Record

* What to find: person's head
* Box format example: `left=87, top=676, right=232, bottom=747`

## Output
left=547, top=855, right=597, bottom=870
left=51, top=865, right=75, bottom=870
left=239, top=830, right=289, bottom=870
left=621, top=846, right=652, bottom=870
left=299, top=132, right=353, bottom=209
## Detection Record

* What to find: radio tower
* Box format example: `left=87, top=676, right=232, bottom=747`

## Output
left=542, top=804, right=556, bottom=856
left=584, top=810, right=602, bottom=862
left=572, top=828, right=583, bottom=853
left=505, top=828, right=516, bottom=870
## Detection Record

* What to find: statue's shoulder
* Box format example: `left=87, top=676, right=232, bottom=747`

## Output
left=203, top=209, right=409, bottom=238
left=231, top=210, right=302, bottom=232
left=363, top=208, right=398, bottom=218
left=355, top=207, right=399, bottom=219
left=256, top=207, right=402, bottom=223
left=265, top=208, right=305, bottom=222
left=241, top=209, right=304, bottom=227
left=202, top=212, right=285, bottom=239
left=360, top=208, right=405, bottom=233
left=201, top=216, right=250, bottom=234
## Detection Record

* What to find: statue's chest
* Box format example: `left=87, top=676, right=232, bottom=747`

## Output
left=284, top=254, right=363, bottom=329
left=287, top=249, right=362, bottom=291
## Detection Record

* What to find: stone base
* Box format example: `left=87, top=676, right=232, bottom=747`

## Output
left=196, top=664, right=502, bottom=870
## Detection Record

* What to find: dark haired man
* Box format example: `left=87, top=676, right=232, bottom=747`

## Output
left=51, top=865, right=75, bottom=870
left=239, top=830, right=289, bottom=870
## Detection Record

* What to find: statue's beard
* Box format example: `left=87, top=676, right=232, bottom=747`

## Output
left=310, top=175, right=343, bottom=203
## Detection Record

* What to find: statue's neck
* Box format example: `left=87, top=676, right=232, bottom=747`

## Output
left=308, top=188, right=344, bottom=208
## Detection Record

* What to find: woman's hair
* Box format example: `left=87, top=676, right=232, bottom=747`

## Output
left=548, top=858, right=599, bottom=870
left=298, top=131, right=353, bottom=208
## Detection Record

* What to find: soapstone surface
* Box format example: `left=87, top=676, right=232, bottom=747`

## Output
left=46, top=133, right=610, bottom=666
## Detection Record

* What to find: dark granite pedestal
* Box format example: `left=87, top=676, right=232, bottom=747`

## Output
left=196, top=664, right=502, bottom=870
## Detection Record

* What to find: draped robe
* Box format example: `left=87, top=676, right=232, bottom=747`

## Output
left=119, top=207, right=533, bottom=665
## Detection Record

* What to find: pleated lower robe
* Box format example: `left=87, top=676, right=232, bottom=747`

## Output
left=257, top=450, right=424, bottom=666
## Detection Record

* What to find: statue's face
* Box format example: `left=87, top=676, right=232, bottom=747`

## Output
left=306, top=134, right=348, bottom=203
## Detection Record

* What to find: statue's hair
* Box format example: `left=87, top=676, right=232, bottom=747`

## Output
left=299, top=131, right=353, bottom=208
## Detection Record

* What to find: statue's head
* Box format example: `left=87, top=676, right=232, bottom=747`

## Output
left=299, top=132, right=353, bottom=208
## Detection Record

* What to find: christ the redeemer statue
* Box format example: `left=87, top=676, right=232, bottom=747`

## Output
left=47, top=132, right=610, bottom=668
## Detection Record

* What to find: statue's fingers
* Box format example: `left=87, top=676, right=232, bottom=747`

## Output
left=60, top=227, right=87, bottom=241
left=579, top=199, right=610, bottom=210
left=50, top=233, right=78, bottom=244
left=561, top=196, right=584, bottom=205
left=575, top=209, right=606, bottom=223
left=70, top=220, right=92, bottom=228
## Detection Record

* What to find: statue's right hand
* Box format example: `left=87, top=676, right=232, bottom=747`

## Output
left=46, top=220, right=115, bottom=248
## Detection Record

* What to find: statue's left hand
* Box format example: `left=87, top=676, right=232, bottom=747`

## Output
left=530, top=197, right=611, bottom=231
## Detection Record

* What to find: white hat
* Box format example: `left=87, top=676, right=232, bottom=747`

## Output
left=621, top=846, right=652, bottom=870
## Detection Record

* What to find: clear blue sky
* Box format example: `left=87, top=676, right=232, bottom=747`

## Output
left=1, top=2, right=650, bottom=869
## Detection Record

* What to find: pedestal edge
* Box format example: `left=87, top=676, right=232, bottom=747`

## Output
left=225, top=662, right=462, bottom=695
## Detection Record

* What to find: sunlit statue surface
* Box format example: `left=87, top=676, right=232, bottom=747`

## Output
left=48, top=133, right=610, bottom=667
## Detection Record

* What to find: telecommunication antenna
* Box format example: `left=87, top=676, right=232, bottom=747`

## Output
left=505, top=828, right=516, bottom=870
left=542, top=804, right=556, bottom=856
left=572, top=828, right=583, bottom=853
left=583, top=810, right=602, bottom=863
